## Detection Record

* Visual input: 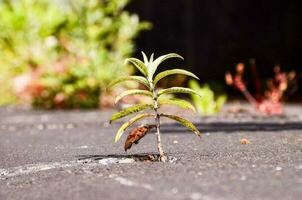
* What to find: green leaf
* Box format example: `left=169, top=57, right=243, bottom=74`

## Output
left=158, top=87, right=202, bottom=98
left=158, top=98, right=196, bottom=112
left=148, top=53, right=184, bottom=79
left=149, top=53, right=154, bottom=63
left=125, top=58, right=148, bottom=77
left=160, top=113, right=201, bottom=136
left=215, top=95, right=227, bottom=112
left=154, top=69, right=199, bottom=85
left=188, top=79, right=201, bottom=91
left=141, top=51, right=149, bottom=65
left=114, top=113, right=155, bottom=142
left=115, top=89, right=153, bottom=104
left=188, top=79, right=227, bottom=115
left=107, top=76, right=149, bottom=88
left=110, top=104, right=153, bottom=123
left=149, top=53, right=154, bottom=62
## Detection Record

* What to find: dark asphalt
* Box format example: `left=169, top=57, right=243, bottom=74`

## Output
left=0, top=105, right=302, bottom=200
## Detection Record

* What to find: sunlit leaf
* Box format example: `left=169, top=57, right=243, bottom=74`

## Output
left=148, top=53, right=184, bottom=79
left=107, top=76, right=149, bottom=88
left=141, top=51, right=149, bottom=65
left=160, top=113, right=201, bottom=136
left=149, top=53, right=154, bottom=63
left=158, top=98, right=196, bottom=111
left=114, top=113, right=155, bottom=142
left=110, top=104, right=153, bottom=123
left=154, top=69, right=199, bottom=85
left=125, top=58, right=148, bottom=77
left=115, top=89, right=153, bottom=104
left=158, top=87, right=202, bottom=98
left=124, top=124, right=156, bottom=151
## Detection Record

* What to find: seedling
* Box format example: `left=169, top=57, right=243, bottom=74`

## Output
left=109, top=52, right=202, bottom=162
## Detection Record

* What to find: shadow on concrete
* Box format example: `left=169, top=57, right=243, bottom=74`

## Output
left=76, top=153, right=160, bottom=162
left=161, top=122, right=302, bottom=133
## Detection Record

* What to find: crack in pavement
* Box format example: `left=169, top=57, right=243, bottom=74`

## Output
left=0, top=160, right=96, bottom=179
left=109, top=174, right=154, bottom=191
left=0, top=157, right=136, bottom=180
left=107, top=174, right=218, bottom=200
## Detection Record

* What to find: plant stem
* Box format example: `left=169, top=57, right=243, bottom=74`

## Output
left=242, top=89, right=258, bottom=107
left=151, top=83, right=166, bottom=162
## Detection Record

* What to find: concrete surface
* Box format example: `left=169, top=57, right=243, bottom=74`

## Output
left=0, top=105, right=302, bottom=200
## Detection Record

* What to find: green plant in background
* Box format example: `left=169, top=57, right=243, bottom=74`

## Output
left=0, top=0, right=150, bottom=107
left=109, top=52, right=202, bottom=162
left=31, top=62, right=101, bottom=109
left=189, top=79, right=227, bottom=115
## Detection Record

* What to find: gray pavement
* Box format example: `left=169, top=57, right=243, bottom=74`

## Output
left=0, top=105, right=302, bottom=200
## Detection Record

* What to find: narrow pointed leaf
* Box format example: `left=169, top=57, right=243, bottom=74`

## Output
left=125, top=58, right=148, bottom=77
left=158, top=98, right=196, bottom=111
left=148, top=53, right=184, bottom=79
left=158, top=87, right=202, bottom=98
left=108, top=76, right=149, bottom=88
left=115, top=89, right=153, bottom=104
left=110, top=104, right=153, bottom=123
left=160, top=113, right=201, bottom=136
left=150, top=53, right=154, bottom=62
left=114, top=113, right=155, bottom=142
left=154, top=69, right=199, bottom=85
left=141, top=51, right=149, bottom=65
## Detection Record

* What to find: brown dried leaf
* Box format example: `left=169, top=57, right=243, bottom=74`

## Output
left=124, top=125, right=156, bottom=151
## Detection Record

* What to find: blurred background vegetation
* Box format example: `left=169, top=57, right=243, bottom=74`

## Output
left=130, top=0, right=301, bottom=101
left=0, top=0, right=300, bottom=111
left=0, top=0, right=150, bottom=108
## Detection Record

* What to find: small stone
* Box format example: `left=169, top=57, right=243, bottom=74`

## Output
left=275, top=166, right=282, bottom=171
left=240, top=138, right=250, bottom=144
left=171, top=187, right=178, bottom=194
left=173, top=140, right=178, bottom=144
left=46, top=124, right=58, bottom=130
left=205, top=132, right=211, bottom=136
left=118, top=158, right=135, bottom=164
left=66, top=123, right=75, bottom=129
left=37, top=124, right=44, bottom=130
left=241, top=175, right=247, bottom=180
left=103, top=122, right=110, bottom=128
left=98, top=157, right=135, bottom=165
left=167, top=156, right=178, bottom=163
left=190, top=192, right=202, bottom=200
left=58, top=124, right=65, bottom=129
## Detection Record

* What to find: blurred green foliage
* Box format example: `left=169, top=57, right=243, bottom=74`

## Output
left=0, top=0, right=150, bottom=107
left=189, top=79, right=227, bottom=115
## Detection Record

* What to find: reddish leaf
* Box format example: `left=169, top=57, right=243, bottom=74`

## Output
left=124, top=125, right=156, bottom=151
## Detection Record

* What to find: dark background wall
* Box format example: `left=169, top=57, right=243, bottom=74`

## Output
left=129, top=0, right=302, bottom=96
